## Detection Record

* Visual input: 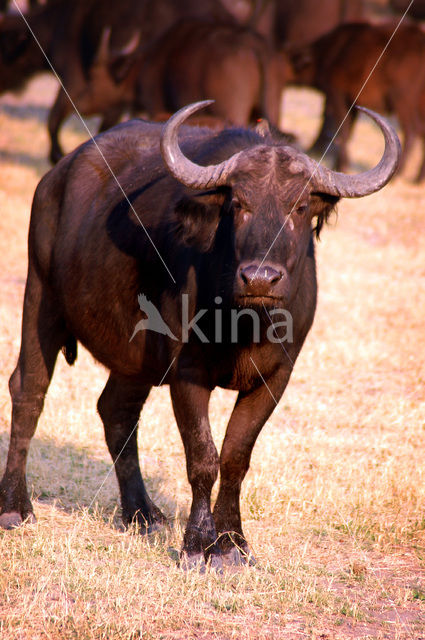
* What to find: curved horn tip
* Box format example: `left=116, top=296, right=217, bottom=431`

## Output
left=161, top=100, right=215, bottom=164
left=166, top=100, right=215, bottom=125
left=312, top=106, right=401, bottom=198
left=355, top=105, right=381, bottom=118
left=356, top=104, right=402, bottom=169
left=161, top=100, right=238, bottom=190
left=355, top=105, right=401, bottom=150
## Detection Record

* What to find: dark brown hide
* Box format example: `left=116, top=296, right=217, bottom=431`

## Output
left=134, top=20, right=290, bottom=130
left=274, top=0, right=364, bottom=47
left=0, top=103, right=399, bottom=570
left=390, top=0, right=425, bottom=19
left=42, top=0, right=274, bottom=162
left=291, top=20, right=425, bottom=180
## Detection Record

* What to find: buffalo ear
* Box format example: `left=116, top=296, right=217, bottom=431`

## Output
left=310, top=193, right=339, bottom=238
left=174, top=191, right=226, bottom=252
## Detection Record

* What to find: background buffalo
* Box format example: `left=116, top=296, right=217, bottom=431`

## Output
left=0, top=0, right=371, bottom=162
left=290, top=20, right=425, bottom=180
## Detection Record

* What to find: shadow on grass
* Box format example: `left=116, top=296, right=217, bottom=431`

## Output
left=0, top=147, right=50, bottom=174
left=0, top=102, right=101, bottom=131
left=0, top=101, right=102, bottom=167
left=0, top=102, right=50, bottom=124
left=0, top=431, right=178, bottom=529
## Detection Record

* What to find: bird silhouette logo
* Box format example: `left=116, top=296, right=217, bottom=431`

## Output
left=130, top=294, right=178, bottom=342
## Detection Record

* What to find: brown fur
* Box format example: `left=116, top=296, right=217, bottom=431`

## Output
left=0, top=116, right=343, bottom=569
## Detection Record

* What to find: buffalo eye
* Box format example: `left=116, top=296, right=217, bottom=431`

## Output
left=231, top=198, right=242, bottom=213
left=232, top=198, right=251, bottom=227
left=295, top=204, right=309, bottom=216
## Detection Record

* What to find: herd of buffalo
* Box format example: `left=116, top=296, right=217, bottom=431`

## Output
left=1, top=0, right=424, bottom=173
left=0, top=0, right=418, bottom=569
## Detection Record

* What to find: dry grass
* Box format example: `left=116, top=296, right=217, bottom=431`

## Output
left=0, top=77, right=425, bottom=639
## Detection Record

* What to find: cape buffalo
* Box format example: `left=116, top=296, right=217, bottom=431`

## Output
left=71, top=19, right=291, bottom=143
left=290, top=21, right=425, bottom=179
left=47, top=3, right=279, bottom=163
left=0, top=0, right=271, bottom=162
left=0, top=102, right=400, bottom=569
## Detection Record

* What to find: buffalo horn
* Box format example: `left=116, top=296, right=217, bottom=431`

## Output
left=311, top=106, right=401, bottom=197
left=161, top=102, right=401, bottom=197
left=160, top=101, right=242, bottom=189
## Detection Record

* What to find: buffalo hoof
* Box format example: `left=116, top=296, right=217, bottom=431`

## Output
left=179, top=551, right=207, bottom=573
left=221, top=546, right=256, bottom=567
left=124, top=505, right=168, bottom=535
left=126, top=515, right=167, bottom=536
left=145, top=519, right=167, bottom=535
left=0, top=510, right=36, bottom=530
left=207, top=552, right=224, bottom=573
left=179, top=550, right=224, bottom=573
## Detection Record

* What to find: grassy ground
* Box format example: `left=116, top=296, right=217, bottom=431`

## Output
left=0, top=76, right=425, bottom=639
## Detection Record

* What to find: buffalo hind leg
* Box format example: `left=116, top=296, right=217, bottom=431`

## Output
left=397, top=106, right=418, bottom=177
left=48, top=87, right=74, bottom=164
left=322, top=92, right=356, bottom=172
left=213, top=368, right=291, bottom=566
left=0, top=279, right=68, bottom=529
left=97, top=375, right=166, bottom=533
left=308, top=106, right=339, bottom=162
left=170, top=376, right=220, bottom=571
left=334, top=108, right=357, bottom=172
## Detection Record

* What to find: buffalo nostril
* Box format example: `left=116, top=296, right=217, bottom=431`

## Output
left=260, top=266, right=282, bottom=286
left=266, top=269, right=283, bottom=285
left=240, top=268, right=249, bottom=285
left=239, top=265, right=283, bottom=288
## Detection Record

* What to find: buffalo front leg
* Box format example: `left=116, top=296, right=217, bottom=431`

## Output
left=97, top=374, right=166, bottom=533
left=415, top=132, right=425, bottom=183
left=170, top=377, right=220, bottom=571
left=323, top=92, right=356, bottom=172
left=0, top=279, right=67, bottom=529
left=213, top=368, right=291, bottom=565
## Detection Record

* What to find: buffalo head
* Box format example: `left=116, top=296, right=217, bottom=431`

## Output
left=161, top=101, right=400, bottom=309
